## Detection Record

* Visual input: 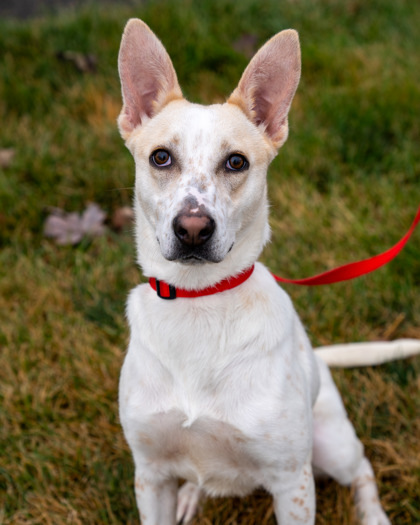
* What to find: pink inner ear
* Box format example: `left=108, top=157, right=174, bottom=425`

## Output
left=118, top=19, right=182, bottom=133
left=252, top=92, right=271, bottom=127
left=120, top=49, right=164, bottom=128
left=253, top=61, right=299, bottom=141
left=228, top=30, right=301, bottom=145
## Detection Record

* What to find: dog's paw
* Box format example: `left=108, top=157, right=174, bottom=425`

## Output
left=176, top=482, right=201, bottom=524
left=358, top=506, right=391, bottom=525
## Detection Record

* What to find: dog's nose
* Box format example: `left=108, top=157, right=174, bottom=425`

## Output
left=173, top=214, right=215, bottom=247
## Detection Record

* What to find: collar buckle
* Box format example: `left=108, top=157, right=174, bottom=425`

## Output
left=155, top=279, right=177, bottom=300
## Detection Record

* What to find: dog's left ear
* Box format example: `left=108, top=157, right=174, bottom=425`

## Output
left=228, top=30, right=301, bottom=149
left=118, top=18, right=183, bottom=140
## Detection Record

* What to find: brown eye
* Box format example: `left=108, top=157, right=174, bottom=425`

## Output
left=226, top=154, right=247, bottom=171
left=151, top=149, right=172, bottom=167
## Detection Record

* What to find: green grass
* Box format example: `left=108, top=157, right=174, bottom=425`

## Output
left=1, top=0, right=419, bottom=523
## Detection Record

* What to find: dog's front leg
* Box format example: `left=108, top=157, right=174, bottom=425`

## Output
left=270, top=460, right=316, bottom=525
left=134, top=472, right=178, bottom=525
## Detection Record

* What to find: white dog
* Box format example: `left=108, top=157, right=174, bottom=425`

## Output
left=117, top=19, right=419, bottom=524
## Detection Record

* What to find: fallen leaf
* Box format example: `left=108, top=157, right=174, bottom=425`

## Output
left=80, top=203, right=107, bottom=236
left=111, top=206, right=134, bottom=231
left=0, top=148, right=15, bottom=168
left=56, top=50, right=97, bottom=73
left=44, top=203, right=106, bottom=245
left=233, top=33, right=258, bottom=58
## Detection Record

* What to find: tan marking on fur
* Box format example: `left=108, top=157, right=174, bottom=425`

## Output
left=226, top=171, right=251, bottom=202
left=226, top=95, right=254, bottom=123
left=159, top=89, right=184, bottom=109
left=226, top=97, right=288, bottom=150
left=170, top=134, right=180, bottom=145
left=135, top=479, right=145, bottom=492
left=219, top=139, right=231, bottom=154
left=289, top=507, right=311, bottom=523
left=121, top=91, right=183, bottom=141
left=196, top=175, right=209, bottom=193
left=225, top=99, right=277, bottom=152
left=241, top=290, right=270, bottom=313
left=353, top=474, right=375, bottom=489
left=138, top=432, right=153, bottom=446
left=130, top=99, right=191, bottom=152
left=287, top=457, right=297, bottom=472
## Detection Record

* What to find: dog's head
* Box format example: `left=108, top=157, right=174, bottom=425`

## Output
left=118, top=19, right=300, bottom=288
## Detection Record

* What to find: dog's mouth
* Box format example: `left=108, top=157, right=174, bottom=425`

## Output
left=158, top=232, right=234, bottom=264
left=179, top=254, right=206, bottom=265
left=170, top=243, right=234, bottom=265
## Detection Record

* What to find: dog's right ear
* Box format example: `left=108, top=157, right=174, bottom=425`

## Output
left=118, top=19, right=183, bottom=140
left=227, top=30, right=301, bottom=149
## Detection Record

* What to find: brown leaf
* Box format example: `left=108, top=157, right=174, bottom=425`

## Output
left=233, top=34, right=258, bottom=58
left=56, top=50, right=97, bottom=73
left=44, top=203, right=106, bottom=245
left=111, top=206, right=134, bottom=231
left=0, top=148, right=15, bottom=168
left=80, top=203, right=107, bottom=236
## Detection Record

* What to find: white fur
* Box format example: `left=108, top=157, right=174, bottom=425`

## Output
left=116, top=19, right=407, bottom=524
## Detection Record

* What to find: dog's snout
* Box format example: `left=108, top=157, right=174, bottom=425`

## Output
left=173, top=213, right=215, bottom=247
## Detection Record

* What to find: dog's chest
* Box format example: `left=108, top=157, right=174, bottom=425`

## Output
left=124, top=396, right=310, bottom=497
left=133, top=410, right=273, bottom=496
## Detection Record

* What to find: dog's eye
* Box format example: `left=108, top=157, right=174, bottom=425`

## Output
left=151, top=149, right=172, bottom=167
left=226, top=154, right=247, bottom=171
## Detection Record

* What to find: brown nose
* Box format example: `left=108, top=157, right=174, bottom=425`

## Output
left=173, top=214, right=215, bottom=247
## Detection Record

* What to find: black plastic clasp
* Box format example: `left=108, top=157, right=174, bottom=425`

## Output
left=155, top=280, right=177, bottom=300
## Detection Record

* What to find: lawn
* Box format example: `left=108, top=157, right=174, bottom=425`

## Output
left=0, top=0, right=419, bottom=523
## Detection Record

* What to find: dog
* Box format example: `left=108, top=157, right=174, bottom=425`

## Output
left=116, top=18, right=414, bottom=524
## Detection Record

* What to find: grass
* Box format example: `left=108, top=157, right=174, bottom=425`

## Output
left=0, top=0, right=419, bottom=523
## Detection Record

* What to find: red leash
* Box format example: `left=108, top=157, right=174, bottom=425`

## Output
left=271, top=204, right=420, bottom=286
left=150, top=204, right=420, bottom=298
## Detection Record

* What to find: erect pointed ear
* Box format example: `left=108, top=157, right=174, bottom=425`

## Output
left=227, top=30, right=301, bottom=149
left=117, top=18, right=183, bottom=140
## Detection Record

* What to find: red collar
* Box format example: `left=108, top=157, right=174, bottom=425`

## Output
left=149, top=265, right=255, bottom=299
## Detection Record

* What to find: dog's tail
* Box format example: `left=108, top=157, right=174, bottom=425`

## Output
left=314, top=339, right=420, bottom=368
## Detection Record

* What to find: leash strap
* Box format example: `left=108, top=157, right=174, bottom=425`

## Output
left=271, top=204, right=420, bottom=286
